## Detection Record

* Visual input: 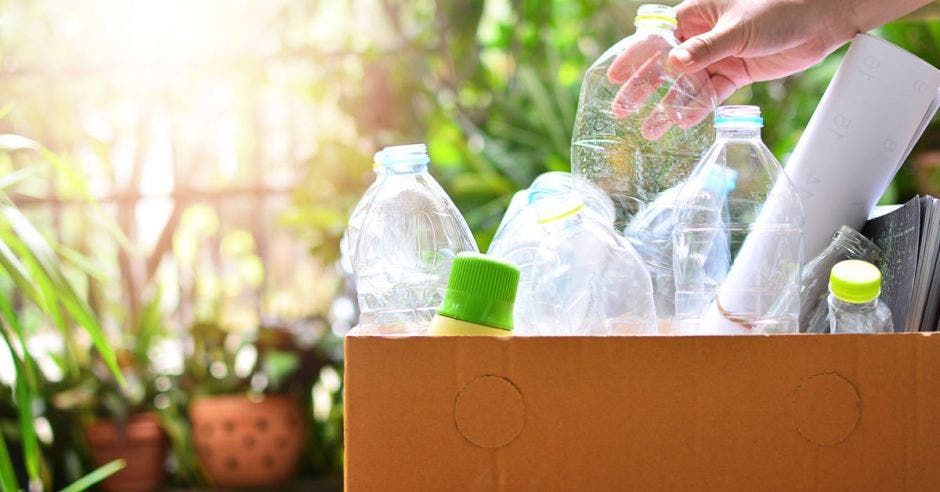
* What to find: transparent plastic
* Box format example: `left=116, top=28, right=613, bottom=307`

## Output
left=801, top=226, right=881, bottom=333
left=512, top=194, right=658, bottom=336
left=339, top=153, right=385, bottom=275
left=625, top=164, right=740, bottom=328
left=572, top=4, right=716, bottom=231
left=673, top=106, right=804, bottom=335
left=828, top=295, right=893, bottom=334
left=353, top=144, right=478, bottom=335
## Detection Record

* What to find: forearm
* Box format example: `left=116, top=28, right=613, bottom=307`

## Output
left=845, top=0, right=936, bottom=32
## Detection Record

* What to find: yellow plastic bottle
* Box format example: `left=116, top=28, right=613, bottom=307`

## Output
left=426, top=253, right=520, bottom=336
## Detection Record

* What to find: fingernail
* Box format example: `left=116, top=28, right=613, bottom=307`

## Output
left=672, top=48, right=692, bottom=66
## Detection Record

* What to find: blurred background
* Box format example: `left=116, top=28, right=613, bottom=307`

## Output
left=0, top=0, right=937, bottom=490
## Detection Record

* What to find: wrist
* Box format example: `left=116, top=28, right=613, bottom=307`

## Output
left=846, top=0, right=933, bottom=32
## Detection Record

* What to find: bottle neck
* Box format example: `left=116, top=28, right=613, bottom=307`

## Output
left=830, top=295, right=878, bottom=311
left=716, top=126, right=761, bottom=139
left=634, top=23, right=676, bottom=37
left=385, top=162, right=428, bottom=175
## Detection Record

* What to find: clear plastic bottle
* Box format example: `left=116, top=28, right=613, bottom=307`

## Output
left=626, top=166, right=734, bottom=328
left=673, top=106, right=804, bottom=335
left=353, top=144, right=478, bottom=335
left=571, top=4, right=716, bottom=231
left=513, top=194, right=657, bottom=336
left=827, top=260, right=893, bottom=334
left=800, top=226, right=881, bottom=333
left=339, top=151, right=385, bottom=275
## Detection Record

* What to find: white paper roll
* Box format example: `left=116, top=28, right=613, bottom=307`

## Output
left=786, top=34, right=940, bottom=259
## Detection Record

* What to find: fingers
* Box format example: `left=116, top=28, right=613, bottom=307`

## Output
left=611, top=54, right=666, bottom=119
left=607, top=36, right=670, bottom=83
left=669, top=23, right=744, bottom=75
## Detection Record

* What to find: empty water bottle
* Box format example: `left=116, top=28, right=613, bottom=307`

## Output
left=800, top=226, right=881, bottom=333
left=828, top=260, right=893, bottom=334
left=513, top=194, right=657, bottom=336
left=353, top=144, right=478, bottom=335
left=340, top=151, right=385, bottom=275
left=571, top=4, right=716, bottom=230
left=673, top=106, right=804, bottom=335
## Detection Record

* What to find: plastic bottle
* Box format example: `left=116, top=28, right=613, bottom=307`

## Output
left=340, top=151, right=385, bottom=275
left=626, top=167, right=734, bottom=329
left=353, top=144, right=478, bottom=335
left=426, top=253, right=519, bottom=336
left=673, top=106, right=804, bottom=335
left=827, top=260, right=893, bottom=334
left=800, top=226, right=881, bottom=333
left=571, top=4, right=716, bottom=231
left=513, top=194, right=657, bottom=336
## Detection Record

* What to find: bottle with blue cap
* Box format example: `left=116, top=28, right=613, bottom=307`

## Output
left=673, top=105, right=804, bottom=335
left=353, top=144, right=478, bottom=335
left=571, top=3, right=716, bottom=231
left=827, top=259, right=893, bottom=334
left=340, top=150, right=386, bottom=275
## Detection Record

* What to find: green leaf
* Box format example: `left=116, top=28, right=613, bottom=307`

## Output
left=0, top=204, right=124, bottom=385
left=0, top=104, right=13, bottom=121
left=58, top=459, right=126, bottom=492
left=0, top=432, right=18, bottom=492
left=0, top=325, right=39, bottom=485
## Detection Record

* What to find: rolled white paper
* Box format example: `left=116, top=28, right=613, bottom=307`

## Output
left=786, top=33, right=940, bottom=259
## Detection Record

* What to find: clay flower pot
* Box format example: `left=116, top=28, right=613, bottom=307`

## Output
left=84, top=412, right=167, bottom=492
left=190, top=394, right=306, bottom=488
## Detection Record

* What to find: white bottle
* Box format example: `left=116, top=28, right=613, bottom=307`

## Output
left=827, top=260, right=893, bottom=334
left=571, top=4, right=716, bottom=230
left=673, top=106, right=804, bottom=335
left=339, top=151, right=385, bottom=275
left=513, top=194, right=658, bottom=336
left=353, top=144, right=478, bottom=335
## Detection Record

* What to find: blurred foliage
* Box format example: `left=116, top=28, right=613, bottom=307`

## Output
left=291, top=1, right=939, bottom=254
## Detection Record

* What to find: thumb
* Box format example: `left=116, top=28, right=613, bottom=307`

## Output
left=670, top=25, right=743, bottom=73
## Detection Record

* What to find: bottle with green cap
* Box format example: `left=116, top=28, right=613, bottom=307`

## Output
left=827, top=259, right=893, bottom=334
left=427, top=253, right=520, bottom=336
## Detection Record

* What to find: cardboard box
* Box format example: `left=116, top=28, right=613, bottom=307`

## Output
left=344, top=334, right=940, bottom=491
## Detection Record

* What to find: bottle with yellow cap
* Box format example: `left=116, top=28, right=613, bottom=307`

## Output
left=827, top=260, right=893, bottom=334
left=571, top=3, right=716, bottom=231
left=427, top=253, right=520, bottom=336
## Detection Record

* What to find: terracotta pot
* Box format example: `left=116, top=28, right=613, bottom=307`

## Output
left=84, top=412, right=167, bottom=492
left=190, top=394, right=306, bottom=488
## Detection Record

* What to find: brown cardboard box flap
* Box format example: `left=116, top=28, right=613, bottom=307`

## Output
left=345, top=334, right=940, bottom=490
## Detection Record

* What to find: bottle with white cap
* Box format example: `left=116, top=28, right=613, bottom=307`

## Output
left=353, top=144, right=478, bottom=335
left=827, top=259, right=893, bottom=334
left=513, top=193, right=658, bottom=336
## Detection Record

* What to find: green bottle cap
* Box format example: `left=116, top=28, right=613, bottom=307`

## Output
left=830, top=259, right=882, bottom=304
left=438, top=253, right=520, bottom=331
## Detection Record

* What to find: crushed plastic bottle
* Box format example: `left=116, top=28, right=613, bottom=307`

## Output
left=339, top=151, right=385, bottom=275
left=625, top=167, right=734, bottom=329
left=353, top=144, right=478, bottom=335
left=673, top=106, right=804, bottom=335
left=489, top=172, right=615, bottom=261
left=572, top=4, right=716, bottom=230
left=828, top=260, right=893, bottom=334
left=512, top=194, right=657, bottom=336
left=800, top=226, right=880, bottom=333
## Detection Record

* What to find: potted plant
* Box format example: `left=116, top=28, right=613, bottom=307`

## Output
left=183, top=319, right=328, bottom=488
left=50, top=291, right=172, bottom=492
